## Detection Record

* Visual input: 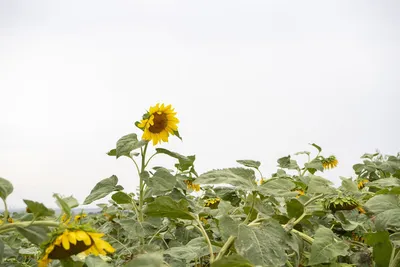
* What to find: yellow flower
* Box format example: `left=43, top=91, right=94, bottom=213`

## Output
left=137, top=103, right=179, bottom=145
left=295, top=189, right=305, bottom=198
left=357, top=179, right=369, bottom=189
left=38, top=227, right=115, bottom=265
left=7, top=217, right=13, bottom=223
left=257, top=178, right=266, bottom=185
left=74, top=214, right=87, bottom=223
left=322, top=156, right=338, bottom=170
left=184, top=180, right=201, bottom=192
left=199, top=217, right=208, bottom=225
left=204, top=197, right=221, bottom=208
left=357, top=206, right=366, bottom=214
left=61, top=214, right=71, bottom=224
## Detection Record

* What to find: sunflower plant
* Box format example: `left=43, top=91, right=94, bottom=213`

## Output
left=1, top=103, right=400, bottom=267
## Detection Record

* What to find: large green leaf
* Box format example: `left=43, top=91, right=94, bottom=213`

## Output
left=165, top=237, right=219, bottom=261
left=196, top=168, right=256, bottom=191
left=155, top=148, right=195, bottom=172
left=335, top=210, right=368, bottom=231
left=339, top=177, right=358, bottom=192
left=286, top=199, right=304, bottom=219
left=83, top=175, right=123, bottom=205
left=304, top=159, right=324, bottom=174
left=308, top=226, right=349, bottom=265
left=236, top=160, right=261, bottom=169
left=125, top=252, right=164, bottom=267
left=277, top=156, right=299, bottom=170
left=218, top=215, right=239, bottom=241
left=374, top=208, right=400, bottom=231
left=23, top=200, right=55, bottom=217
left=211, top=255, right=253, bottom=267
left=147, top=168, right=176, bottom=195
left=116, top=133, right=147, bottom=158
left=145, top=196, right=194, bottom=220
left=54, top=194, right=78, bottom=216
left=0, top=238, right=4, bottom=263
left=111, top=191, right=132, bottom=204
left=364, top=231, right=392, bottom=267
left=307, top=175, right=335, bottom=194
left=235, top=220, right=288, bottom=266
left=368, top=178, right=400, bottom=188
left=364, top=194, right=400, bottom=214
left=15, top=226, right=50, bottom=246
left=0, top=177, right=13, bottom=201
left=258, top=178, right=296, bottom=197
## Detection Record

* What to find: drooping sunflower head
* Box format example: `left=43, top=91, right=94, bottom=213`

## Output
left=184, top=179, right=201, bottom=192
left=137, top=103, right=180, bottom=146
left=321, top=155, right=338, bottom=170
left=38, top=225, right=115, bottom=266
left=324, top=195, right=359, bottom=213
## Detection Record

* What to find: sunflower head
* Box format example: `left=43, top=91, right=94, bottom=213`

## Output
left=184, top=180, right=201, bottom=192
left=204, top=197, right=221, bottom=209
left=324, top=195, right=359, bottom=213
left=322, top=155, right=338, bottom=170
left=38, top=225, right=115, bottom=266
left=257, top=178, right=266, bottom=186
left=136, top=103, right=180, bottom=146
left=357, top=179, right=369, bottom=189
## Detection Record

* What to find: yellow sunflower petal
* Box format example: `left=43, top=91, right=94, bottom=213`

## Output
left=75, top=231, right=92, bottom=246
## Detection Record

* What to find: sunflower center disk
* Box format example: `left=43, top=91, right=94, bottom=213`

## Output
left=149, top=113, right=168, bottom=133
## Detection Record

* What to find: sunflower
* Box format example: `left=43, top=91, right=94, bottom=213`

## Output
left=38, top=226, right=115, bottom=266
left=137, top=103, right=179, bottom=145
left=295, top=189, right=305, bottom=198
left=324, top=196, right=359, bottom=213
left=184, top=180, right=201, bottom=192
left=357, top=179, right=369, bottom=189
left=204, top=197, right=221, bottom=209
left=321, top=156, right=338, bottom=170
left=257, top=178, right=266, bottom=186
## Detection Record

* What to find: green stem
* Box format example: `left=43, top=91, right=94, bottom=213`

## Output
left=390, top=248, right=400, bottom=267
left=284, top=194, right=324, bottom=230
left=291, top=229, right=314, bottom=244
left=2, top=199, right=9, bottom=220
left=215, top=235, right=236, bottom=261
left=286, top=260, right=294, bottom=267
left=243, top=192, right=256, bottom=224
left=194, top=215, right=214, bottom=263
left=0, top=221, right=60, bottom=234
left=144, top=152, right=158, bottom=168
left=138, top=143, right=149, bottom=223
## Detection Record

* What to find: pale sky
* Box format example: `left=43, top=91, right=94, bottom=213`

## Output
left=1, top=1, right=399, bottom=209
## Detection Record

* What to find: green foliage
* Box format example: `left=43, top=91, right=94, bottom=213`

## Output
left=2, top=115, right=400, bottom=267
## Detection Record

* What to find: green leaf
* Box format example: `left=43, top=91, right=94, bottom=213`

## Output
left=211, top=255, right=253, bottom=267
left=364, top=231, right=392, bottom=267
left=111, top=191, right=132, bottom=204
left=54, top=194, right=78, bottom=216
left=307, top=175, right=335, bottom=194
left=235, top=220, right=288, bottom=266
left=116, top=133, right=147, bottom=158
left=304, top=159, right=324, bottom=174
left=236, top=160, right=261, bottom=169
left=361, top=152, right=379, bottom=159
left=368, top=178, right=400, bottom=188
left=15, top=225, right=50, bottom=246
left=147, top=168, right=176, bottom=195
left=196, top=168, right=256, bottom=191
left=335, top=210, right=368, bottom=231
left=0, top=177, right=13, bottom=201
left=145, top=196, right=194, bottom=220
left=18, top=247, right=38, bottom=256
left=164, top=246, right=197, bottom=261
left=310, top=143, right=322, bottom=152
left=277, top=156, right=299, bottom=170
left=308, top=226, right=349, bottom=265
left=83, top=175, right=123, bottom=205
left=155, top=148, right=195, bottom=172
left=339, top=177, right=358, bottom=192
left=258, top=178, right=296, bottom=197
left=364, top=195, right=400, bottom=214
left=125, top=252, right=164, bottom=267
left=286, top=199, right=304, bottom=219
left=218, top=215, right=239, bottom=241
left=85, top=255, right=112, bottom=267
left=106, top=149, right=116, bottom=156
left=374, top=208, right=400, bottom=231
left=23, top=199, right=55, bottom=217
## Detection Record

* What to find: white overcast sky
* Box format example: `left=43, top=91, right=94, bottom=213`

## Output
left=1, top=1, right=399, bottom=209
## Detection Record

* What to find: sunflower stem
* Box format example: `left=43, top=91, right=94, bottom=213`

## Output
left=1, top=198, right=9, bottom=221
left=193, top=215, right=214, bottom=263
left=138, top=143, right=149, bottom=223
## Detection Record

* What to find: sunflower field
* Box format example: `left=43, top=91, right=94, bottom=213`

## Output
left=1, top=103, right=400, bottom=267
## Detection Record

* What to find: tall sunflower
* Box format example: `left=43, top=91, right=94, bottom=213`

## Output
left=38, top=225, right=115, bottom=266
left=137, top=103, right=179, bottom=145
